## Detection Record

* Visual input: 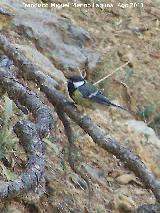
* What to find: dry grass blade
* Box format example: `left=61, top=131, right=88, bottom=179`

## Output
left=93, top=61, right=130, bottom=85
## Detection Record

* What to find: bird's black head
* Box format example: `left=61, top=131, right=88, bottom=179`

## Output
left=67, top=75, right=85, bottom=83
left=67, top=75, right=85, bottom=96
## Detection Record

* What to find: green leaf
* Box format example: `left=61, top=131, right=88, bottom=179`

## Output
left=4, top=96, right=13, bottom=127
left=0, top=162, right=17, bottom=181
left=138, top=103, right=156, bottom=120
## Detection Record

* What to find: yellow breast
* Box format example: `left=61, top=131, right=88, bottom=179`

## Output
left=72, top=89, right=94, bottom=109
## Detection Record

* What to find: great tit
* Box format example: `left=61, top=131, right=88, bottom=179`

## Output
left=67, top=75, right=129, bottom=112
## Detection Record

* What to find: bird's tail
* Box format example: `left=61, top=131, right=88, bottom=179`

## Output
left=97, top=95, right=134, bottom=115
left=110, top=102, right=131, bottom=113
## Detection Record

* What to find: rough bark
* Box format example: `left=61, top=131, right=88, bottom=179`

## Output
left=0, top=34, right=160, bottom=209
left=0, top=68, right=53, bottom=198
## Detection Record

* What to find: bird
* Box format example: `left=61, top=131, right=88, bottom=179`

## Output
left=67, top=75, right=130, bottom=112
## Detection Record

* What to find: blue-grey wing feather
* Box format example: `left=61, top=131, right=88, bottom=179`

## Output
left=78, top=82, right=129, bottom=112
left=78, top=82, right=111, bottom=106
left=89, top=92, right=111, bottom=106
left=78, top=82, right=97, bottom=97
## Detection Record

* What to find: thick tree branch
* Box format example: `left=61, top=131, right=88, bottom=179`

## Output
left=0, top=68, right=53, bottom=198
left=0, top=34, right=160, bottom=205
left=42, top=84, right=160, bottom=202
left=0, top=35, right=59, bottom=90
left=135, top=204, right=160, bottom=213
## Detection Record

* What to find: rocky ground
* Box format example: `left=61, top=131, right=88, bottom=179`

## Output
left=0, top=0, right=160, bottom=212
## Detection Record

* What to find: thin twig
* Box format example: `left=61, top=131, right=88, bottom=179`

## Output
left=93, top=61, right=130, bottom=85
left=56, top=109, right=92, bottom=212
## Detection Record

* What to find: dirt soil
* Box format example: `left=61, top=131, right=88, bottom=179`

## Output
left=0, top=0, right=160, bottom=212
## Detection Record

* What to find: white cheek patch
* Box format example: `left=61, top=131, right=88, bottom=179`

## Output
left=73, top=81, right=84, bottom=88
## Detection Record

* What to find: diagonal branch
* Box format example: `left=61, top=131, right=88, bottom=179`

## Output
left=135, top=203, right=160, bottom=213
left=0, top=34, right=160, bottom=206
left=42, top=85, right=160, bottom=202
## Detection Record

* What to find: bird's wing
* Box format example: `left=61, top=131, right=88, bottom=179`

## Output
left=89, top=91, right=111, bottom=106
left=78, top=82, right=130, bottom=112
left=78, top=82, right=97, bottom=97
left=78, top=82, right=112, bottom=106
